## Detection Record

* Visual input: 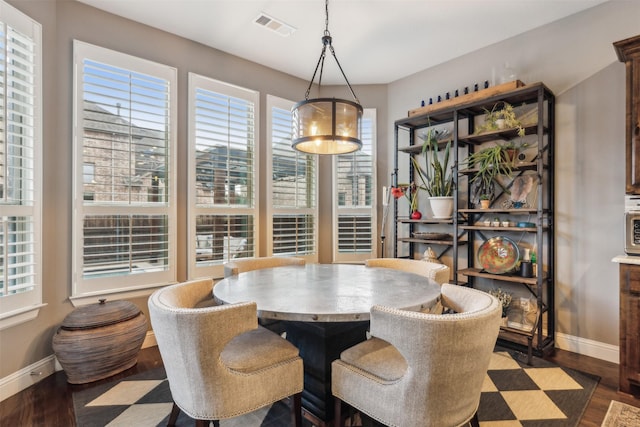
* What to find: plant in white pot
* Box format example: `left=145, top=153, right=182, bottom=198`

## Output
left=413, top=128, right=454, bottom=219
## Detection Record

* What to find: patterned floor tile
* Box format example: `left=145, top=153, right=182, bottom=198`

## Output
left=87, top=380, right=165, bottom=406
left=73, top=348, right=599, bottom=427
left=501, top=390, right=567, bottom=421
left=524, top=367, right=583, bottom=391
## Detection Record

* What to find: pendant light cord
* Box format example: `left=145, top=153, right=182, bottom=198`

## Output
left=303, top=0, right=360, bottom=104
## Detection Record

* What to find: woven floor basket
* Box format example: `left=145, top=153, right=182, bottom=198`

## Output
left=52, top=298, right=147, bottom=384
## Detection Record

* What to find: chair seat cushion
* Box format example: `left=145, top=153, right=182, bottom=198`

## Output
left=339, top=337, right=407, bottom=381
left=221, top=327, right=299, bottom=373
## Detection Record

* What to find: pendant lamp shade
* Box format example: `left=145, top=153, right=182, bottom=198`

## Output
left=292, top=98, right=363, bottom=155
left=291, top=0, right=363, bottom=155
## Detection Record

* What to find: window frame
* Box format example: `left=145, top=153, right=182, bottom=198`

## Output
left=0, top=1, right=43, bottom=329
left=265, top=95, right=318, bottom=262
left=187, top=72, right=260, bottom=279
left=71, top=40, right=177, bottom=305
left=332, top=108, right=377, bottom=263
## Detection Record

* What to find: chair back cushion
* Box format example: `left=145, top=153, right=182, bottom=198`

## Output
left=365, top=258, right=450, bottom=284
left=224, top=256, right=305, bottom=277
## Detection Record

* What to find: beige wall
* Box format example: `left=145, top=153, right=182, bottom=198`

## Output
left=0, top=0, right=387, bottom=381
left=388, top=0, right=637, bottom=360
left=0, top=0, right=635, bottom=388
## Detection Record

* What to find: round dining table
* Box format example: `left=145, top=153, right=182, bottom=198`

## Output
left=213, top=263, right=441, bottom=426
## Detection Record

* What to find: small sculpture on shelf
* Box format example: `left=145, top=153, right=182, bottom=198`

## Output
left=422, top=247, right=441, bottom=264
left=488, top=288, right=513, bottom=318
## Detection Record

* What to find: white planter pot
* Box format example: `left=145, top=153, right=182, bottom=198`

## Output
left=429, top=196, right=454, bottom=219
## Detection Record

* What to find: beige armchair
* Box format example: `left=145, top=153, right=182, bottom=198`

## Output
left=365, top=257, right=450, bottom=285
left=148, top=278, right=303, bottom=427
left=332, top=283, right=501, bottom=427
left=223, top=255, right=305, bottom=277
left=224, top=256, right=305, bottom=334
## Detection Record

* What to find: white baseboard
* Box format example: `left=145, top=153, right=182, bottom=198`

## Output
left=555, top=332, right=619, bottom=364
left=0, top=354, right=57, bottom=402
left=1, top=331, right=158, bottom=403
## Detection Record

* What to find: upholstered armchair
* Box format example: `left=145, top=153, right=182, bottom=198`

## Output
left=223, top=255, right=305, bottom=277
left=223, top=256, right=305, bottom=334
left=332, top=283, right=501, bottom=427
left=365, top=257, right=450, bottom=285
left=148, top=278, right=304, bottom=427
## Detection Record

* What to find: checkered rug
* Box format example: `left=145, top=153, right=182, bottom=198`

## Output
left=72, top=349, right=599, bottom=427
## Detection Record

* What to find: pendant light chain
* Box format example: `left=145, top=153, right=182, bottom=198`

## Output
left=303, top=0, right=360, bottom=104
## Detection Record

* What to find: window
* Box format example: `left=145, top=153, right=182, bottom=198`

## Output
left=72, top=41, right=177, bottom=303
left=333, top=109, right=376, bottom=263
left=266, top=95, right=318, bottom=261
left=187, top=73, right=258, bottom=279
left=0, top=2, right=42, bottom=328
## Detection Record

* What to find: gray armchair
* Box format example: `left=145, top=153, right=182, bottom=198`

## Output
left=332, top=283, right=501, bottom=427
left=148, top=278, right=303, bottom=427
left=365, top=258, right=450, bottom=285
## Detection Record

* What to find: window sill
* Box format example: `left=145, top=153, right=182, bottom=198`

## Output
left=0, top=303, right=47, bottom=331
left=69, top=285, right=167, bottom=307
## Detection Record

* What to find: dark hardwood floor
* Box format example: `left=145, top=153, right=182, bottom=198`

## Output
left=0, top=345, right=638, bottom=426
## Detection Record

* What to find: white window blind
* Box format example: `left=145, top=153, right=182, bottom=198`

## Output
left=333, top=109, right=376, bottom=263
left=72, top=41, right=177, bottom=300
left=0, top=1, right=42, bottom=325
left=188, top=73, right=258, bottom=278
left=266, top=95, right=318, bottom=260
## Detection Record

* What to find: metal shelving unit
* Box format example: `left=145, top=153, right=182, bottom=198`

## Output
left=393, top=82, right=555, bottom=358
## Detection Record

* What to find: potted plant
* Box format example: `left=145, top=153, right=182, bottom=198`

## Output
left=475, top=101, right=526, bottom=137
left=412, top=128, right=454, bottom=219
left=391, top=183, right=421, bottom=218
left=464, top=144, right=514, bottom=207
left=479, top=193, right=491, bottom=209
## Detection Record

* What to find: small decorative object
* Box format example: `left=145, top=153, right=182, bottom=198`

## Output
left=483, top=220, right=491, bottom=227
left=488, top=288, right=513, bottom=317
left=422, top=247, right=441, bottom=264
left=477, top=236, right=520, bottom=274
left=509, top=175, right=535, bottom=208
left=491, top=217, right=501, bottom=227
left=410, top=210, right=422, bottom=219
left=53, top=299, right=147, bottom=384
left=501, top=220, right=510, bottom=227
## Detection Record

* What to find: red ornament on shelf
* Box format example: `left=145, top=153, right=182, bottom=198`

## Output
left=410, top=210, right=422, bottom=220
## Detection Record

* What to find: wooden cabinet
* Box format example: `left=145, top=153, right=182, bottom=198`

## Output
left=614, top=35, right=640, bottom=194
left=393, top=82, right=555, bottom=360
left=619, top=263, right=640, bottom=396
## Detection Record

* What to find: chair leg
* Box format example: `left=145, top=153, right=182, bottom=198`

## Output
left=194, top=420, right=217, bottom=427
left=167, top=402, right=180, bottom=426
left=469, top=411, right=480, bottom=427
left=334, top=397, right=344, bottom=427
left=292, top=392, right=302, bottom=427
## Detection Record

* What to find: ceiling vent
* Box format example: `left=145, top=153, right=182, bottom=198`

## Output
left=254, top=12, right=296, bottom=37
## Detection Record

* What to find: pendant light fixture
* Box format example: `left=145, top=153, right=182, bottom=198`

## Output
left=291, top=0, right=363, bottom=155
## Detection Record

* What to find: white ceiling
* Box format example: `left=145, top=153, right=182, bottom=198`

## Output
left=77, top=0, right=608, bottom=85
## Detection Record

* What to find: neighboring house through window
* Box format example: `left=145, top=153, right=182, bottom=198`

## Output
left=72, top=40, right=177, bottom=304
left=266, top=95, right=318, bottom=261
left=0, top=1, right=43, bottom=329
left=333, top=109, right=377, bottom=263
left=187, top=73, right=258, bottom=279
